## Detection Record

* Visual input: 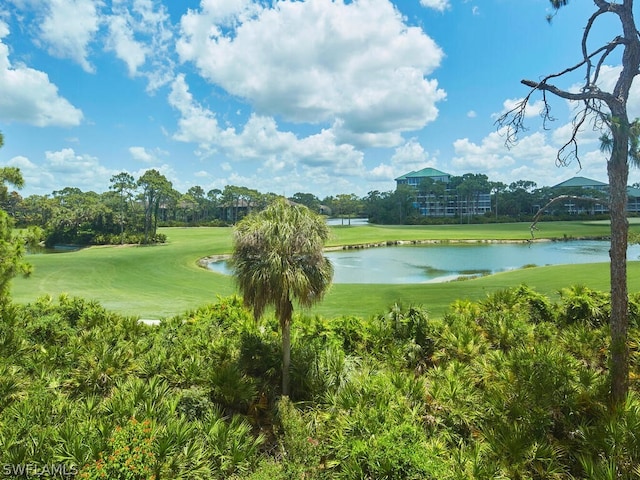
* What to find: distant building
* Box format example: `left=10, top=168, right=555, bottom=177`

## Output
left=395, top=167, right=491, bottom=217
left=395, top=170, right=640, bottom=218
left=551, top=176, right=608, bottom=192
left=551, top=176, right=640, bottom=214
left=550, top=176, right=609, bottom=214
left=395, top=167, right=451, bottom=187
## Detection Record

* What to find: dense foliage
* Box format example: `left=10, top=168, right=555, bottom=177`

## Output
left=5, top=170, right=620, bottom=248
left=1, top=288, right=639, bottom=478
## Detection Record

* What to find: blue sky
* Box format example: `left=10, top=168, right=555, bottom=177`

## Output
left=0, top=0, right=638, bottom=198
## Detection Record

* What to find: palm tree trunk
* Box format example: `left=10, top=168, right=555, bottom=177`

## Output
left=280, top=298, right=293, bottom=397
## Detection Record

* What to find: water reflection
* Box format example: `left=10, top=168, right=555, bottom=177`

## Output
left=28, top=245, right=83, bottom=254
left=208, top=240, right=640, bottom=284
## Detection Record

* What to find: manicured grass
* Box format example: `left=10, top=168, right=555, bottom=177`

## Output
left=327, top=220, right=613, bottom=245
left=12, top=221, right=640, bottom=319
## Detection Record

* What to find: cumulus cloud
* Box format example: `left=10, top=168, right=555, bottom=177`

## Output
left=420, top=0, right=450, bottom=12
left=0, top=21, right=83, bottom=126
left=106, top=12, right=148, bottom=75
left=391, top=138, right=432, bottom=169
left=177, top=0, right=446, bottom=146
left=293, top=129, right=365, bottom=175
left=7, top=155, right=55, bottom=192
left=39, top=0, right=101, bottom=73
left=452, top=129, right=555, bottom=171
left=363, top=138, right=437, bottom=186
left=168, top=74, right=366, bottom=177
left=367, top=163, right=396, bottom=182
left=168, top=74, right=234, bottom=150
left=590, top=65, right=639, bottom=119
left=450, top=126, right=610, bottom=188
left=129, top=146, right=156, bottom=163
left=19, top=148, right=116, bottom=193
left=106, top=0, right=174, bottom=89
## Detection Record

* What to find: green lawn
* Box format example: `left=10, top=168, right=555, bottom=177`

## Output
left=12, top=221, right=640, bottom=319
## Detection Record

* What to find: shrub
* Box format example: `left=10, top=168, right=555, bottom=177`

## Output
left=557, top=285, right=610, bottom=327
left=78, top=417, right=156, bottom=480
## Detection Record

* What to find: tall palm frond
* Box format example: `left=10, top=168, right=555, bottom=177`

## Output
left=231, top=198, right=333, bottom=396
left=232, top=198, right=333, bottom=321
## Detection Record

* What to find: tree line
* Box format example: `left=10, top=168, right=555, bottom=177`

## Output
left=3, top=169, right=620, bottom=247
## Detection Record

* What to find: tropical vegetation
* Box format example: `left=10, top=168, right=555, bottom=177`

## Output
left=1, top=0, right=639, bottom=472
left=0, top=289, right=639, bottom=478
left=232, top=199, right=333, bottom=396
left=6, top=168, right=632, bottom=250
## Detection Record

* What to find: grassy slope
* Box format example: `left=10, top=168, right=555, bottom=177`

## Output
left=12, top=221, right=640, bottom=319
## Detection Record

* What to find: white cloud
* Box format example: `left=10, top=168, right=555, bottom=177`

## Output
left=293, top=129, right=365, bottom=175
left=168, top=74, right=367, bottom=178
left=38, top=148, right=115, bottom=192
left=177, top=0, right=445, bottom=146
left=7, top=155, right=36, bottom=171
left=167, top=74, right=373, bottom=194
left=168, top=74, right=227, bottom=148
left=420, top=0, right=450, bottom=12
left=391, top=138, right=432, bottom=169
left=0, top=20, right=83, bottom=127
left=467, top=110, right=477, bottom=118
left=129, top=146, right=156, bottom=163
left=591, top=65, right=639, bottom=119
left=451, top=126, right=611, bottom=188
left=8, top=155, right=55, bottom=192
left=106, top=12, right=148, bottom=75
left=453, top=130, right=534, bottom=171
left=367, top=163, right=396, bottom=182
left=106, top=0, right=175, bottom=89
left=39, top=0, right=102, bottom=73
left=364, top=139, right=438, bottom=187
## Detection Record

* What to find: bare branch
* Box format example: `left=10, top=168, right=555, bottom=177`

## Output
left=521, top=78, right=613, bottom=103
left=593, top=38, right=623, bottom=86
left=555, top=108, right=590, bottom=168
left=530, top=194, right=609, bottom=238
left=582, top=5, right=610, bottom=84
left=496, top=35, right=622, bottom=152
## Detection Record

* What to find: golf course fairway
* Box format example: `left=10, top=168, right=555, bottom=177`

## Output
left=12, top=221, right=640, bottom=320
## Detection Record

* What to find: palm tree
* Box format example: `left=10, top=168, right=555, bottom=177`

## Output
left=231, top=198, right=333, bottom=396
left=0, top=135, right=31, bottom=308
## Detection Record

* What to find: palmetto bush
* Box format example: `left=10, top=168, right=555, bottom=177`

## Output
left=0, top=287, right=639, bottom=478
left=574, top=392, right=640, bottom=479
left=557, top=285, right=611, bottom=327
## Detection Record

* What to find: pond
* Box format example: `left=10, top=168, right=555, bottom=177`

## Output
left=27, top=245, right=84, bottom=254
left=207, top=240, right=640, bottom=284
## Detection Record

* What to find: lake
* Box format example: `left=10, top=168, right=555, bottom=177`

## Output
left=207, top=240, right=640, bottom=284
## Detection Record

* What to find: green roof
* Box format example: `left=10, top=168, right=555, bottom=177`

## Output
left=395, top=167, right=450, bottom=181
left=628, top=186, right=640, bottom=198
left=551, top=176, right=640, bottom=198
left=552, top=176, right=608, bottom=188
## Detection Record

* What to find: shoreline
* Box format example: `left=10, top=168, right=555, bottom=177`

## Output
left=198, top=235, right=610, bottom=267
